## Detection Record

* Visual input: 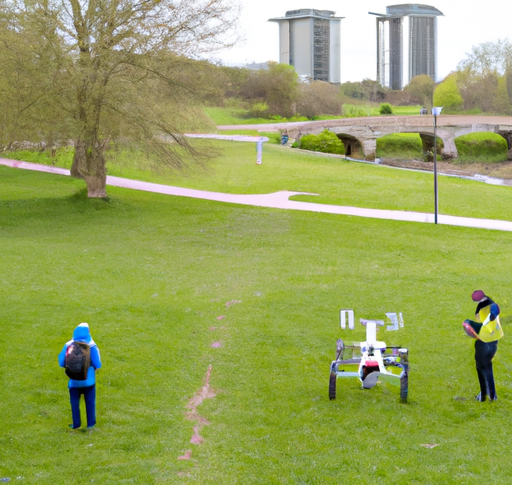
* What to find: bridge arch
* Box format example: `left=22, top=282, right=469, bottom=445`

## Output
left=336, top=133, right=363, bottom=158
left=279, top=116, right=512, bottom=161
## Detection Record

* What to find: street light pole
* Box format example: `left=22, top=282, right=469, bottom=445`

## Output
left=432, top=107, right=443, bottom=224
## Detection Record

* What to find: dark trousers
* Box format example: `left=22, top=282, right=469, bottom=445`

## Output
left=475, top=340, right=498, bottom=401
left=69, top=384, right=96, bottom=428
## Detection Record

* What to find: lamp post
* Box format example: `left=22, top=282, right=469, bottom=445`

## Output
left=432, top=107, right=443, bottom=224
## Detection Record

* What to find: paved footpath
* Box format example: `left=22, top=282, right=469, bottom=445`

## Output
left=2, top=158, right=512, bottom=232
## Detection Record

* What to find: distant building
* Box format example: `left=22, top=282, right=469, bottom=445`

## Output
left=370, top=4, right=443, bottom=90
left=269, top=9, right=343, bottom=83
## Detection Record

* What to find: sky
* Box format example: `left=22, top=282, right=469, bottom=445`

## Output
left=213, top=0, right=511, bottom=83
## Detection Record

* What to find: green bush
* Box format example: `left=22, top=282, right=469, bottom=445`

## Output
left=376, top=133, right=423, bottom=159
left=455, top=132, right=508, bottom=163
left=379, top=103, right=393, bottom=115
left=297, top=129, right=345, bottom=155
left=247, top=102, right=269, bottom=119
left=342, top=104, right=370, bottom=117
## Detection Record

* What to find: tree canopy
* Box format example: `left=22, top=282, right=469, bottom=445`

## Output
left=404, top=75, right=435, bottom=110
left=433, top=74, right=463, bottom=113
left=458, top=39, right=512, bottom=77
left=0, top=0, right=240, bottom=197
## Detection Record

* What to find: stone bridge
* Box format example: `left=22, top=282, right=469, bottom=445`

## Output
left=220, top=115, right=512, bottom=161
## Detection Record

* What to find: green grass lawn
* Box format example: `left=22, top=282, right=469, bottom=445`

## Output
left=204, top=105, right=423, bottom=125
left=6, top=139, right=512, bottom=222
left=2, top=146, right=512, bottom=483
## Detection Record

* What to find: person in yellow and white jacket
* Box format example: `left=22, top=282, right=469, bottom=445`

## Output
left=463, top=290, right=503, bottom=402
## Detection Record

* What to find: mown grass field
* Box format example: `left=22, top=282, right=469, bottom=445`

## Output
left=2, top=141, right=512, bottom=484
left=7, top=139, right=512, bottom=220
left=204, top=105, right=423, bottom=126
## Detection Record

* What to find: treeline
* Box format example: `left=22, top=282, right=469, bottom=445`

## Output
left=434, top=39, right=512, bottom=114
left=206, top=62, right=426, bottom=119
left=208, top=39, right=512, bottom=119
left=0, top=0, right=241, bottom=197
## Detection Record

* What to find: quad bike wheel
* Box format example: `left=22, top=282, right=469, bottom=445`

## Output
left=329, top=372, right=337, bottom=400
left=400, top=371, right=408, bottom=402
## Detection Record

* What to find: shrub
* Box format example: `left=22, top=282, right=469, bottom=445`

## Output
left=455, top=132, right=508, bottom=163
left=376, top=134, right=423, bottom=159
left=297, top=129, right=345, bottom=155
left=342, top=104, right=370, bottom=117
left=379, top=103, right=393, bottom=115
left=247, top=102, right=269, bottom=119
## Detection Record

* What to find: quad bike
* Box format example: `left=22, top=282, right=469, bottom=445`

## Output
left=329, top=311, right=409, bottom=402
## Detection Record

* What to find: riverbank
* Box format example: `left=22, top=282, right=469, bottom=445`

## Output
left=380, top=157, right=512, bottom=185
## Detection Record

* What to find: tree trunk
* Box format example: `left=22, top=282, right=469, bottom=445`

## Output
left=72, top=138, right=107, bottom=198
left=83, top=173, right=107, bottom=198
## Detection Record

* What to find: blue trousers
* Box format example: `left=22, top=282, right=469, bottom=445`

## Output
left=475, top=340, right=498, bottom=401
left=69, top=385, right=96, bottom=428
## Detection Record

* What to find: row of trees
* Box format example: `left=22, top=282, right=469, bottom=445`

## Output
left=207, top=64, right=428, bottom=119
left=434, top=39, right=512, bottom=114
left=0, top=0, right=240, bottom=197
left=211, top=47, right=512, bottom=121
left=1, top=1, right=510, bottom=199
left=209, top=39, right=512, bottom=119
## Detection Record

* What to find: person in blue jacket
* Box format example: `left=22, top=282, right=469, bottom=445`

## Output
left=58, top=323, right=102, bottom=429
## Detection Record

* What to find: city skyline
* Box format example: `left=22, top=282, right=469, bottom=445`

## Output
left=213, top=0, right=511, bottom=84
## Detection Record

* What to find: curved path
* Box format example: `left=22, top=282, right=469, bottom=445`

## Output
left=1, top=157, right=512, bottom=232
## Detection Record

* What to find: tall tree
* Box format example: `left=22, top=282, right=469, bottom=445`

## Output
left=0, top=0, right=240, bottom=197
left=239, top=63, right=299, bottom=118
left=0, top=3, right=68, bottom=149
left=405, top=75, right=435, bottom=110
left=263, top=62, right=299, bottom=117
left=433, top=74, right=463, bottom=112
left=456, top=39, right=512, bottom=115
left=296, top=81, right=342, bottom=118
left=458, top=39, right=512, bottom=77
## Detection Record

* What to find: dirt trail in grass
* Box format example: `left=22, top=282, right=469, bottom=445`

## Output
left=178, top=364, right=216, bottom=460
left=2, top=157, right=512, bottom=232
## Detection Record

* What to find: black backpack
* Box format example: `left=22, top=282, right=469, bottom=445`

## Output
left=64, top=342, right=91, bottom=380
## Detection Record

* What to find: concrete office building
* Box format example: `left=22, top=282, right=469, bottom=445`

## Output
left=370, top=4, right=443, bottom=90
left=269, top=9, right=343, bottom=83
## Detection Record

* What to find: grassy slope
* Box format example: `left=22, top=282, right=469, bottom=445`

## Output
left=6, top=139, right=512, bottom=221
left=204, top=105, right=423, bottom=125
left=2, top=149, right=512, bottom=483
